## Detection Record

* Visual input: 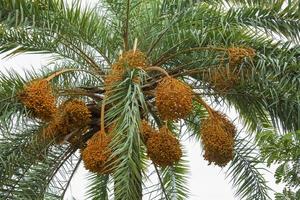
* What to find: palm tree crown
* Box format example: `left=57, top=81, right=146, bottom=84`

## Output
left=0, top=0, right=299, bottom=199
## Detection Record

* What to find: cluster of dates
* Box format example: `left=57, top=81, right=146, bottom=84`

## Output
left=18, top=48, right=247, bottom=174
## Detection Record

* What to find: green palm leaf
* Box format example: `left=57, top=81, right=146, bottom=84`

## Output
left=0, top=0, right=299, bottom=199
left=226, top=134, right=271, bottom=200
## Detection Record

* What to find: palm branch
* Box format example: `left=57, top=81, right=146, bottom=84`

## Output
left=0, top=0, right=299, bottom=199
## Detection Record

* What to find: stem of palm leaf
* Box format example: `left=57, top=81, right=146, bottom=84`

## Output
left=145, top=66, right=170, bottom=77
left=45, top=68, right=79, bottom=81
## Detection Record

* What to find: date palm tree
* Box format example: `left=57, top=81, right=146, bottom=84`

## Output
left=0, top=0, right=299, bottom=199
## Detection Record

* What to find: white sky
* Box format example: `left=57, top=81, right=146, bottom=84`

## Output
left=0, top=0, right=284, bottom=199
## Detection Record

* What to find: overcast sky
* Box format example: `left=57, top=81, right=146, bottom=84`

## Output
left=0, top=0, right=284, bottom=199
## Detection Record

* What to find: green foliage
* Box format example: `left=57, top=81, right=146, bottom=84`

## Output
left=161, top=158, right=190, bottom=200
left=86, top=173, right=109, bottom=200
left=256, top=129, right=300, bottom=199
left=226, top=133, right=271, bottom=200
left=0, top=123, right=73, bottom=199
left=0, top=0, right=299, bottom=199
left=275, top=188, right=300, bottom=200
left=106, top=70, right=146, bottom=200
left=0, top=70, right=27, bottom=123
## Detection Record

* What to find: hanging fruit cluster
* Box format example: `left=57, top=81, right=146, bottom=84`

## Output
left=81, top=130, right=113, bottom=174
left=105, top=50, right=149, bottom=93
left=207, top=47, right=256, bottom=93
left=207, top=66, right=239, bottom=93
left=18, top=75, right=92, bottom=147
left=43, top=99, right=91, bottom=144
left=146, top=126, right=182, bottom=167
left=17, top=45, right=243, bottom=175
left=140, top=120, right=157, bottom=143
left=227, top=47, right=256, bottom=66
left=200, top=111, right=236, bottom=167
left=18, top=79, right=57, bottom=121
left=81, top=99, right=115, bottom=174
left=118, top=50, right=148, bottom=69
left=156, top=77, right=193, bottom=120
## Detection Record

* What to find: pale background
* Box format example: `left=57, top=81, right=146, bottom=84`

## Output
left=0, top=0, right=283, bottom=199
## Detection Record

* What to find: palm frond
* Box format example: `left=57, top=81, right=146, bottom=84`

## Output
left=0, top=124, right=48, bottom=183
left=0, top=1, right=299, bottom=199
left=184, top=101, right=208, bottom=140
left=226, top=133, right=271, bottom=200
left=256, top=128, right=300, bottom=197
left=46, top=152, right=81, bottom=199
left=86, top=173, right=109, bottom=200
left=0, top=0, right=118, bottom=69
left=227, top=6, right=300, bottom=43
left=0, top=126, right=71, bottom=199
left=0, top=70, right=27, bottom=124
left=161, top=158, right=190, bottom=200
left=199, top=0, right=300, bottom=43
left=106, top=70, right=147, bottom=200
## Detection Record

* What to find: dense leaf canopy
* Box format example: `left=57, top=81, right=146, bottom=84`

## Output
left=0, top=0, right=299, bottom=199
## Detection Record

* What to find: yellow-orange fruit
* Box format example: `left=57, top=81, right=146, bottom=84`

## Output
left=18, top=79, right=57, bottom=121
left=146, top=126, right=182, bottom=167
left=205, top=47, right=255, bottom=93
left=104, top=65, right=124, bottom=93
left=209, top=67, right=238, bottom=93
left=228, top=47, right=256, bottom=66
left=24, top=135, right=49, bottom=162
left=42, top=99, right=91, bottom=144
left=200, top=111, right=235, bottom=167
left=42, top=116, right=67, bottom=143
left=104, top=50, right=147, bottom=95
left=140, top=120, right=157, bottom=142
left=118, top=50, right=148, bottom=69
left=213, top=111, right=236, bottom=137
left=60, top=99, right=91, bottom=126
left=156, top=77, right=193, bottom=120
left=81, top=131, right=113, bottom=174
